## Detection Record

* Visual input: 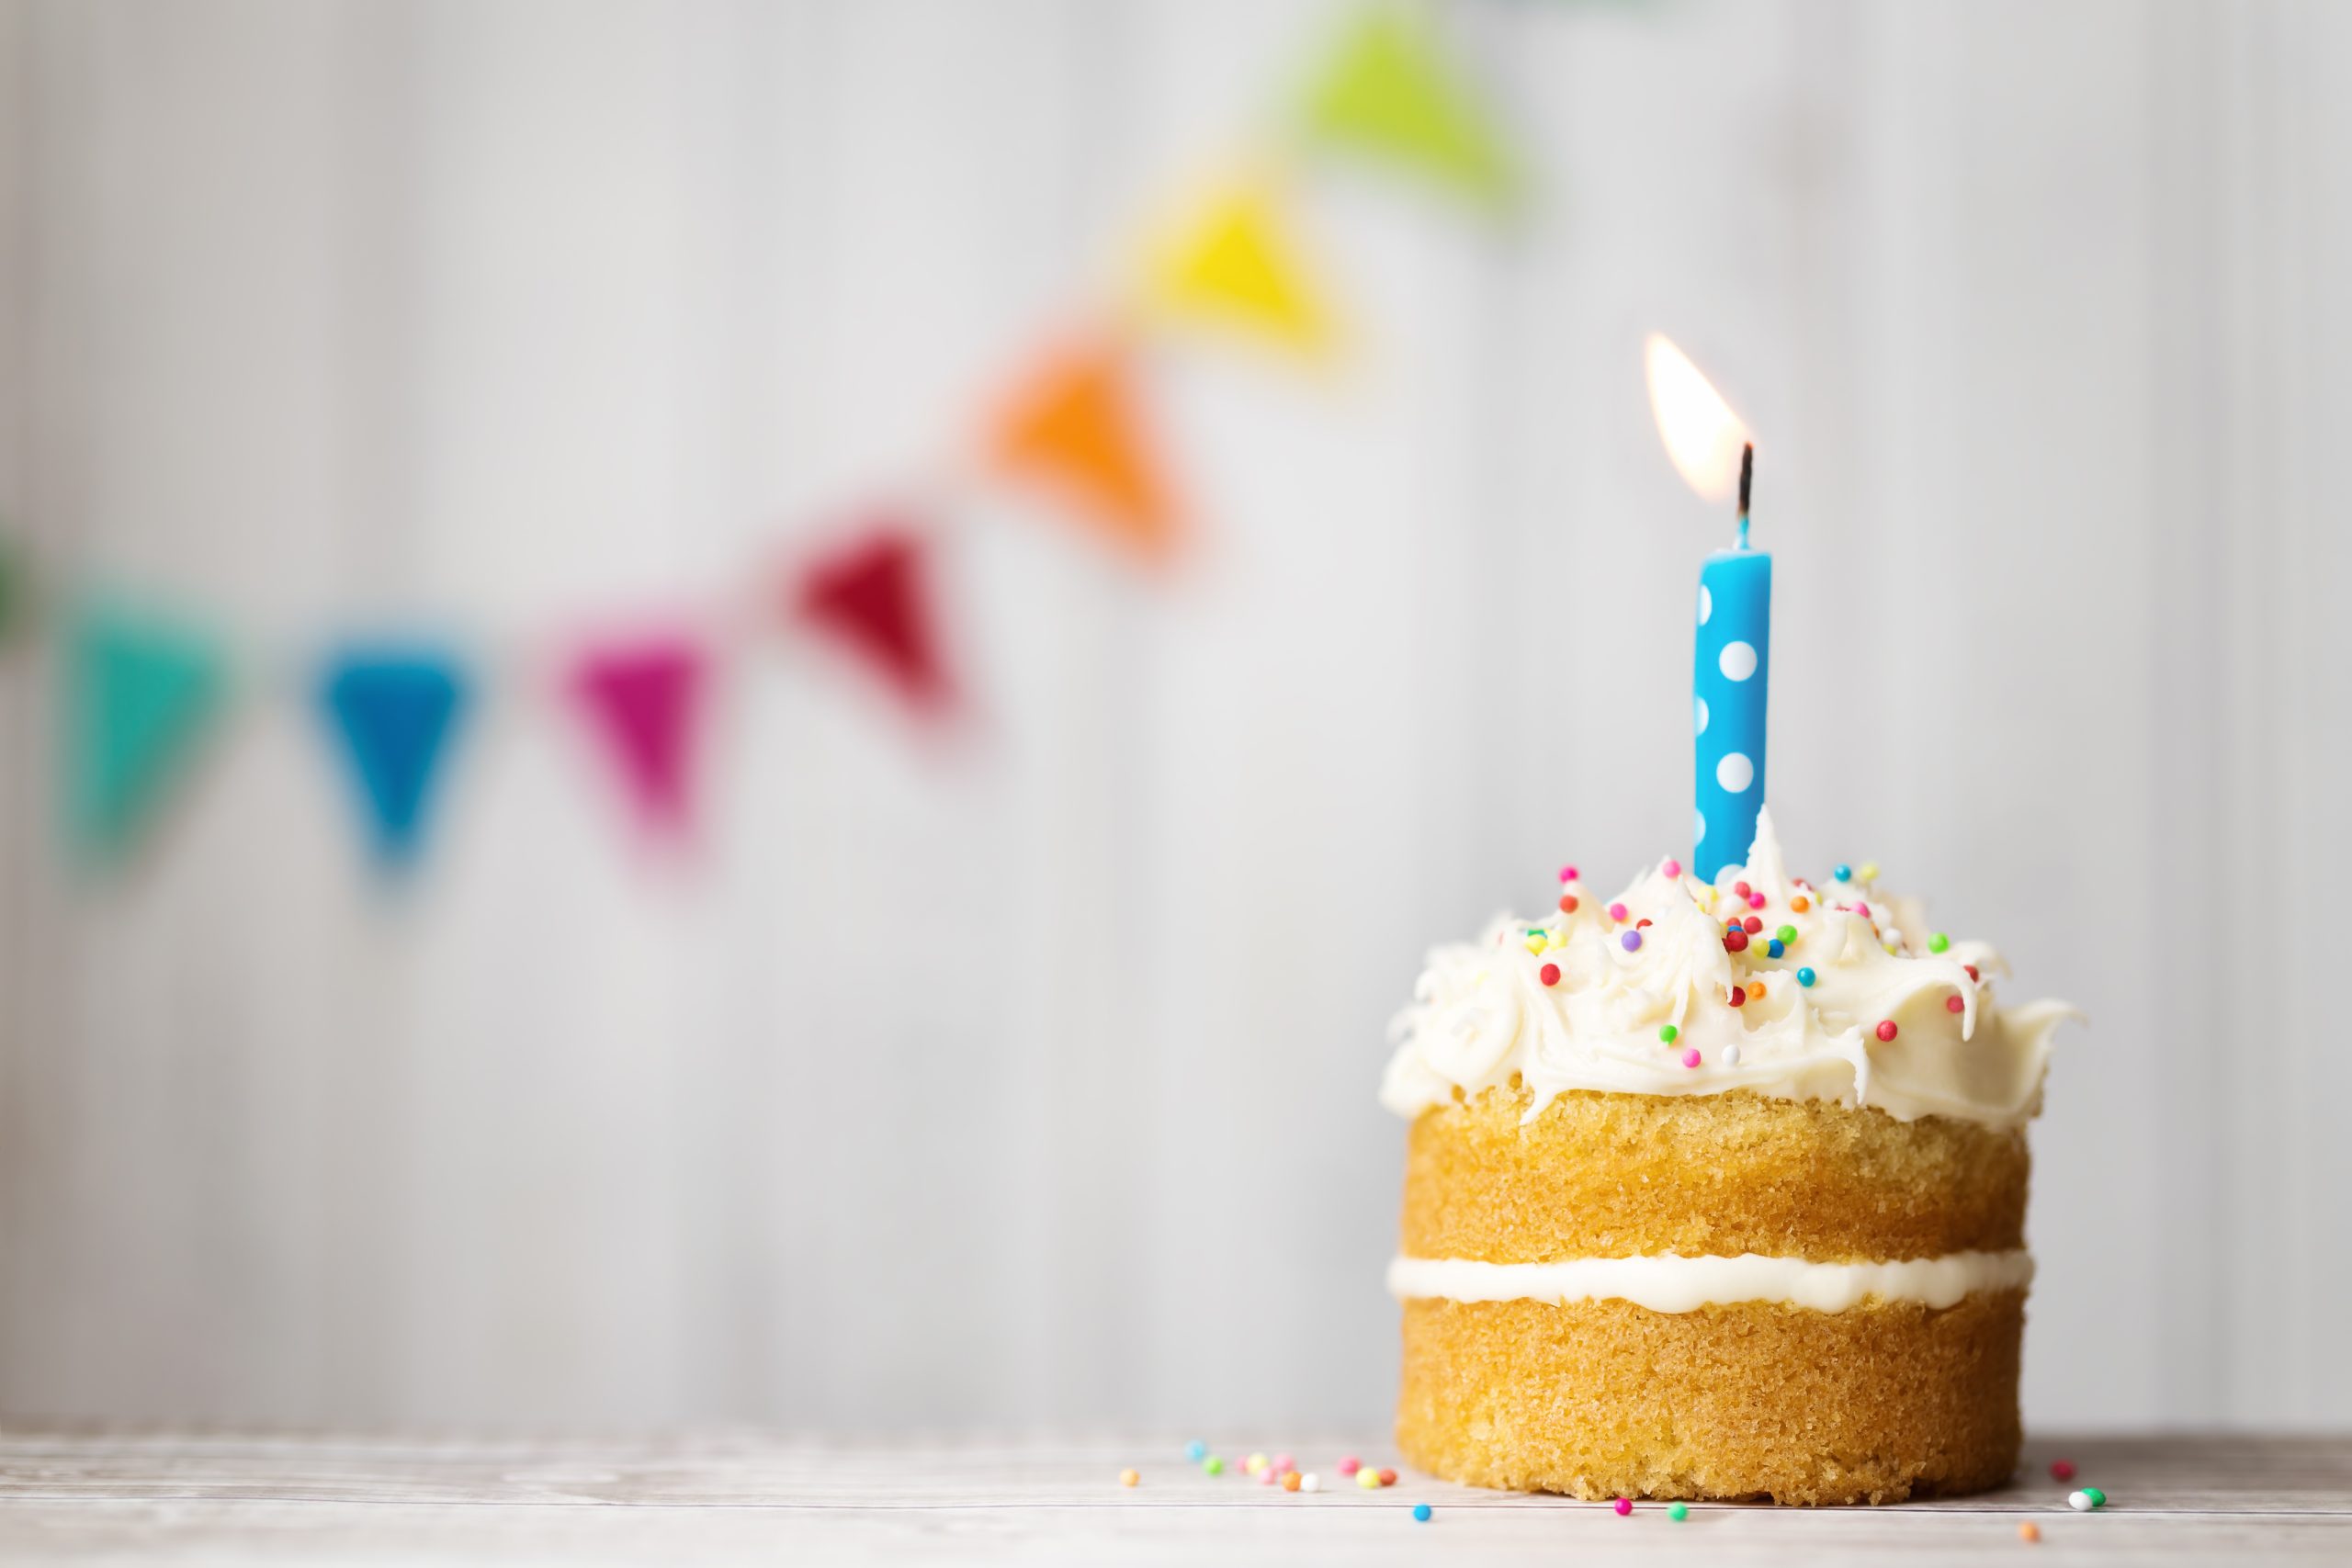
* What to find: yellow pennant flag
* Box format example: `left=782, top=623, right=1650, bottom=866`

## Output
left=1144, top=183, right=1336, bottom=355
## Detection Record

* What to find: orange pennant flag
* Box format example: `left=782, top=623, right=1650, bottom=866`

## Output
left=987, top=337, right=1178, bottom=559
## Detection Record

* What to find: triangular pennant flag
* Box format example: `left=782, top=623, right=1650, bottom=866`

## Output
left=795, top=526, right=952, bottom=712
left=318, top=649, right=469, bottom=867
left=0, top=536, right=28, bottom=647
left=988, top=338, right=1178, bottom=558
left=1296, top=6, right=1515, bottom=206
left=569, top=634, right=706, bottom=833
left=64, top=602, right=226, bottom=861
left=1145, top=184, right=1336, bottom=354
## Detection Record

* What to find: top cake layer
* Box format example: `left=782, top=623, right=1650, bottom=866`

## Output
left=1382, top=809, right=2075, bottom=1130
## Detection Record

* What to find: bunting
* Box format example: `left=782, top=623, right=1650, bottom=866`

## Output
left=570, top=635, right=707, bottom=835
left=989, top=338, right=1179, bottom=559
left=795, top=528, right=952, bottom=712
left=319, top=650, right=470, bottom=868
left=1145, top=182, right=1337, bottom=355
left=64, top=603, right=226, bottom=860
left=1296, top=5, right=1515, bottom=206
left=22, top=2, right=1528, bottom=881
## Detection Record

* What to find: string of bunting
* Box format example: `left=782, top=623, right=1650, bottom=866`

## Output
left=4, top=4, right=1519, bottom=874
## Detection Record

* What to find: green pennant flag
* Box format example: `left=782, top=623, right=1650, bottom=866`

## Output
left=64, top=602, right=227, bottom=861
left=1295, top=6, right=1516, bottom=207
left=0, top=537, right=24, bottom=646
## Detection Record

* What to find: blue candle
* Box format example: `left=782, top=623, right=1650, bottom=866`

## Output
left=1692, top=446, right=1769, bottom=880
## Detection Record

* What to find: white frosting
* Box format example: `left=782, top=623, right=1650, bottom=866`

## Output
left=1387, top=1249, right=2033, bottom=1314
left=1380, top=808, right=2077, bottom=1130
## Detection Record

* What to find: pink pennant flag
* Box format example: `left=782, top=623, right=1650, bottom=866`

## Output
left=569, top=634, right=707, bottom=835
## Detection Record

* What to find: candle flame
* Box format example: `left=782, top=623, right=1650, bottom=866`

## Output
left=1645, top=334, right=1752, bottom=504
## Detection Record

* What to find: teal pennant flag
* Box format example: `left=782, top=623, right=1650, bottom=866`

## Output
left=317, top=649, right=470, bottom=868
left=64, top=601, right=227, bottom=862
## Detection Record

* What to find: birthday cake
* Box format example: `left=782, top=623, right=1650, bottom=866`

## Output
left=1381, top=810, right=2075, bottom=1505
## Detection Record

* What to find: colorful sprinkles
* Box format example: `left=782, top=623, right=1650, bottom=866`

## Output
left=2067, top=1487, right=2107, bottom=1511
left=1507, top=847, right=1989, bottom=1074
left=1412, top=1503, right=1431, bottom=1521
left=1668, top=1502, right=1689, bottom=1521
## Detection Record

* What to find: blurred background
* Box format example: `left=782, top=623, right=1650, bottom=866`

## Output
left=0, top=0, right=2346, bottom=1438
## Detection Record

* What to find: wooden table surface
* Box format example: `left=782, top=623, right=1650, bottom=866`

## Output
left=0, top=1428, right=2344, bottom=1563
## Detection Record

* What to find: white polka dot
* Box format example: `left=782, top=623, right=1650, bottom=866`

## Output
left=1719, top=640, right=1758, bottom=682
left=1692, top=809, right=1706, bottom=844
left=1716, top=751, right=1755, bottom=793
left=1694, top=696, right=1709, bottom=736
left=1698, top=585, right=1713, bottom=625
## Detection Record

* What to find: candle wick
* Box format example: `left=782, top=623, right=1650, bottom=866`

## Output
left=1735, top=443, right=1755, bottom=550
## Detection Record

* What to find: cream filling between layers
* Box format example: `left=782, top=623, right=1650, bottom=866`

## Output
left=1386, top=1249, right=2032, bottom=1314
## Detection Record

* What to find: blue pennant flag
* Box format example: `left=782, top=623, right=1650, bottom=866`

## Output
left=318, top=649, right=470, bottom=867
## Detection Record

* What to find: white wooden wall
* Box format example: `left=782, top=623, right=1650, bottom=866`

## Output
left=1, top=0, right=2346, bottom=1433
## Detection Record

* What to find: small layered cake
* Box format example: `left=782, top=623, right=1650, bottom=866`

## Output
left=1384, top=810, right=2075, bottom=1505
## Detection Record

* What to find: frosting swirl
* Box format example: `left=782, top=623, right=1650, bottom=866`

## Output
left=1380, top=808, right=2075, bottom=1130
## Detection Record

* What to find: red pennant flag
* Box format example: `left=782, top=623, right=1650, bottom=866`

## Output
left=570, top=634, right=707, bottom=835
left=795, top=527, right=952, bottom=712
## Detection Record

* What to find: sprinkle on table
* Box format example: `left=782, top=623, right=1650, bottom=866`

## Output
left=1876, top=1020, right=1899, bottom=1042
left=1204, top=1456, right=1224, bottom=1475
left=1120, top=1468, right=1138, bottom=1487
left=2018, top=1520, right=2041, bottom=1542
left=1184, top=1440, right=1205, bottom=1461
left=1668, top=1502, right=1689, bottom=1521
left=1356, top=1468, right=1381, bottom=1491
left=1245, top=1453, right=1267, bottom=1476
left=1378, top=1469, right=1397, bottom=1486
left=1301, top=1472, right=1320, bottom=1492
left=1337, top=1457, right=1360, bottom=1477
left=2051, top=1460, right=2076, bottom=1481
left=2068, top=1486, right=2108, bottom=1511
left=1282, top=1472, right=1300, bottom=1492
left=1412, top=1503, right=1432, bottom=1522
left=1612, top=1497, right=1632, bottom=1516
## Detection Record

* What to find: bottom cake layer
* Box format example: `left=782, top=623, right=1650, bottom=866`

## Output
left=1396, top=1290, right=2024, bottom=1505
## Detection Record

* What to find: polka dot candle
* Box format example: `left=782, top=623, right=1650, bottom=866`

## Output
left=1691, top=444, right=1770, bottom=881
